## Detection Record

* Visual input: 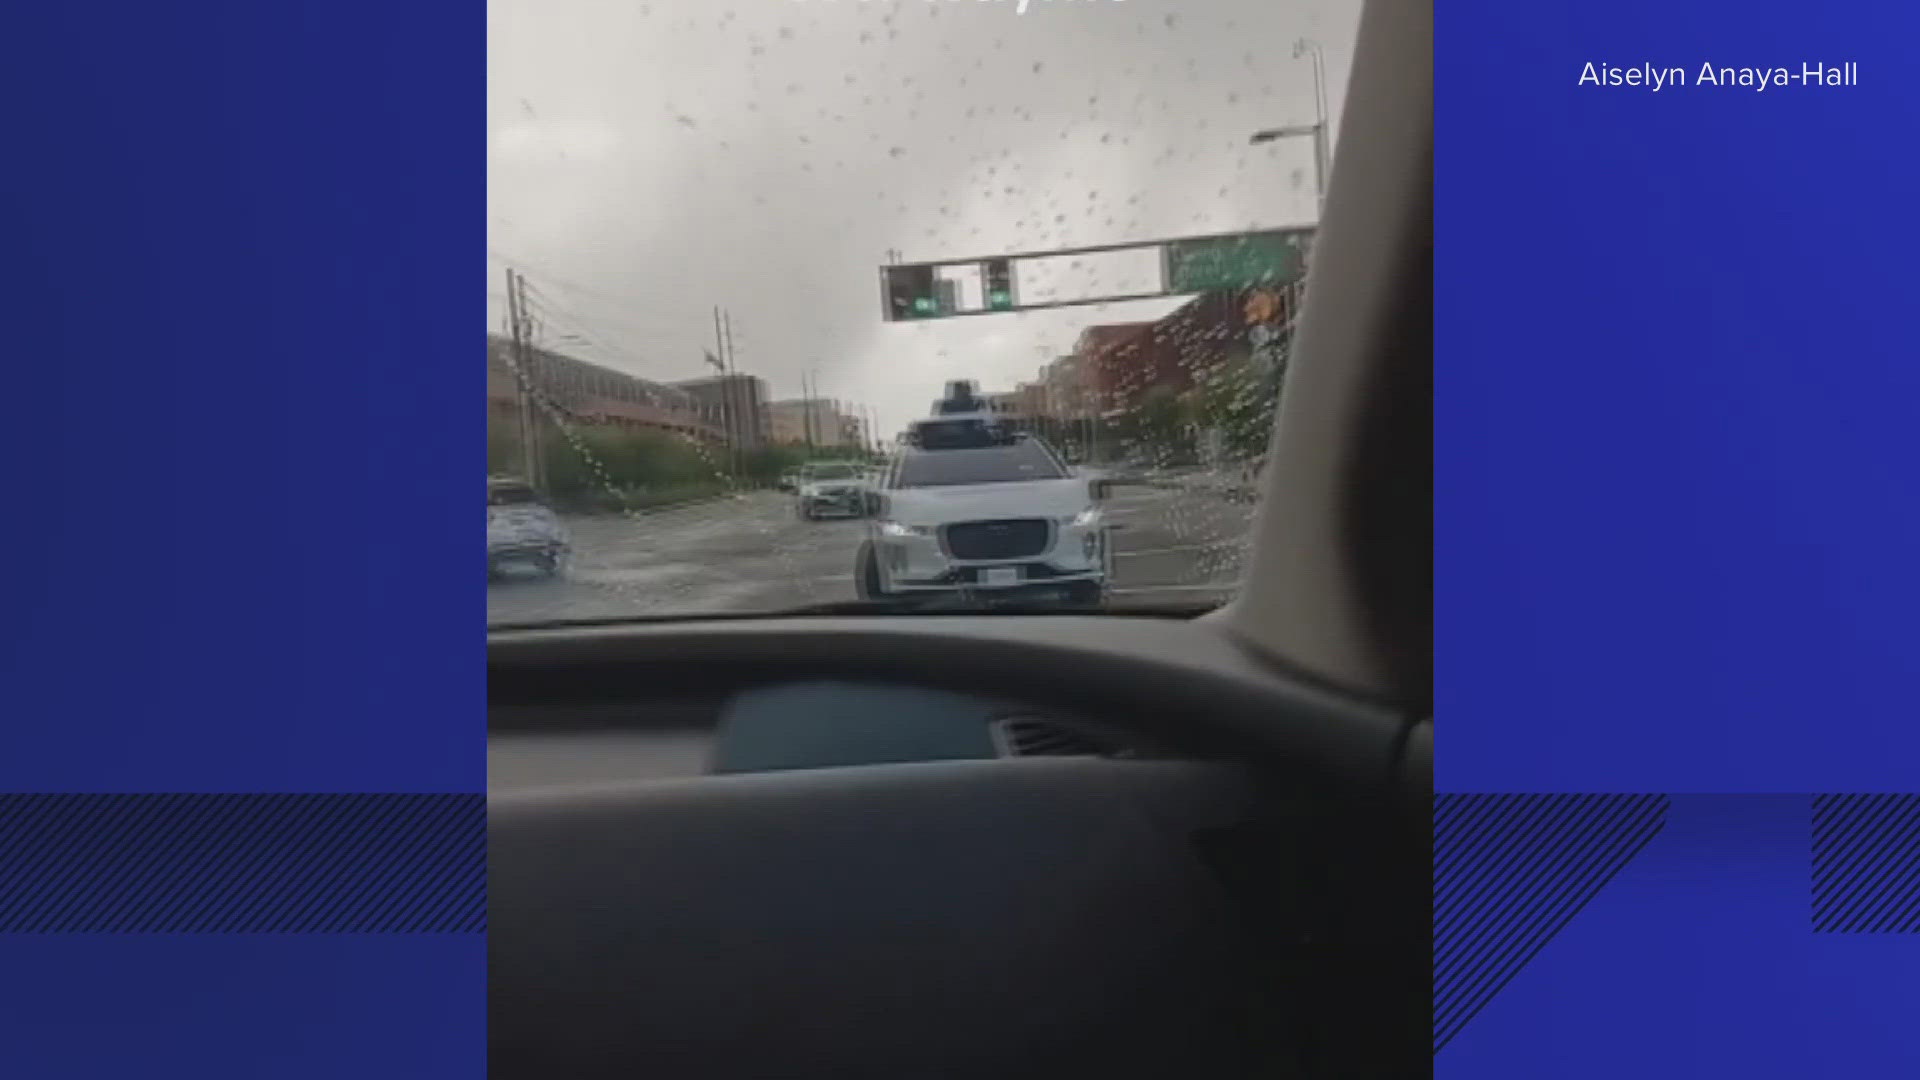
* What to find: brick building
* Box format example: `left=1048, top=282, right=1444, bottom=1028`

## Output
left=671, top=374, right=771, bottom=449
left=1072, top=287, right=1302, bottom=413
left=767, top=398, right=863, bottom=448
left=486, top=335, right=722, bottom=442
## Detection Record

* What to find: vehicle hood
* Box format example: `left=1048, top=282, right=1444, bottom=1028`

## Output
left=802, top=479, right=864, bottom=496
left=884, top=478, right=1093, bottom=525
left=488, top=505, right=568, bottom=544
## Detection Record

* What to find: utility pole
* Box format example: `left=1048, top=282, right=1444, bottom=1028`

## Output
left=711, top=306, right=734, bottom=478
left=721, top=309, right=742, bottom=477
left=812, top=369, right=823, bottom=451
left=801, top=372, right=816, bottom=453
left=506, top=268, right=545, bottom=494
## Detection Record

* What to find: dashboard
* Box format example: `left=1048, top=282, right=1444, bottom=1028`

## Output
left=488, top=614, right=1429, bottom=1077
left=490, top=680, right=1160, bottom=792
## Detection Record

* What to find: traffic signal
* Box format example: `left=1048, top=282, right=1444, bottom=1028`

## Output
left=1242, top=288, right=1279, bottom=326
left=883, top=264, right=938, bottom=321
left=982, top=258, right=1014, bottom=310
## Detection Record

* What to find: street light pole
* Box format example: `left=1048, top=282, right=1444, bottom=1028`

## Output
left=1248, top=38, right=1331, bottom=217
left=1246, top=123, right=1323, bottom=215
left=1296, top=38, right=1329, bottom=217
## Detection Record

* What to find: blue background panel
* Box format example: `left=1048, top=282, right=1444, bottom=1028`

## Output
left=0, top=0, right=480, bottom=1075
left=0, top=1, right=478, bottom=793
left=0, top=937, right=484, bottom=1079
left=0, top=795, right=486, bottom=933
left=1438, top=3, right=1920, bottom=790
left=1437, top=796, right=1920, bottom=1077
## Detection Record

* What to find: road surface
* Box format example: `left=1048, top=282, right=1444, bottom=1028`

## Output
left=487, top=483, right=1257, bottom=624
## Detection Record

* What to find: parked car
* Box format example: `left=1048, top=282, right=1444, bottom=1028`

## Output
left=488, top=477, right=570, bottom=579
left=1226, top=455, right=1267, bottom=503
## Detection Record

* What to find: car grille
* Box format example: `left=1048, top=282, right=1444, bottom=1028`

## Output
left=943, top=518, right=1049, bottom=560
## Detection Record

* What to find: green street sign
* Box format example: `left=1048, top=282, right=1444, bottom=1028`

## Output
left=1164, top=229, right=1313, bottom=294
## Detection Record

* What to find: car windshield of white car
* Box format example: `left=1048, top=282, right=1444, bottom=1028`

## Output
left=488, top=485, right=541, bottom=508
left=894, top=444, right=1067, bottom=489
left=810, top=466, right=859, bottom=481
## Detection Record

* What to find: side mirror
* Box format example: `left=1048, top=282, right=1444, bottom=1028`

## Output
left=1090, top=479, right=1111, bottom=502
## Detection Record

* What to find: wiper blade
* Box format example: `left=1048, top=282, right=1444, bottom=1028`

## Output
left=773, top=595, right=1108, bottom=617
left=487, top=597, right=988, bottom=631
left=695, top=594, right=1221, bottom=619
left=488, top=596, right=1221, bottom=634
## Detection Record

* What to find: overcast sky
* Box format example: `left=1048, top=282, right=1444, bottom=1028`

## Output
left=487, top=0, right=1360, bottom=438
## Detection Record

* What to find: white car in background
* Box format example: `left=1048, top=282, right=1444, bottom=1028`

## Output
left=488, top=477, right=570, bottom=579
left=795, top=461, right=873, bottom=520
left=858, top=431, right=1109, bottom=606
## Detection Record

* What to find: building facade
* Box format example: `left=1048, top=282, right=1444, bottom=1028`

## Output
left=767, top=398, right=866, bottom=449
left=671, top=374, right=771, bottom=450
left=486, top=335, right=722, bottom=442
left=998, top=286, right=1301, bottom=466
left=1009, top=354, right=1095, bottom=426
left=1069, top=287, right=1299, bottom=414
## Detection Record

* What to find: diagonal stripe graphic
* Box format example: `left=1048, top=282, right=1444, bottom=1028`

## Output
left=1812, top=794, right=1920, bottom=933
left=0, top=794, right=485, bottom=933
left=1433, top=793, right=1668, bottom=1054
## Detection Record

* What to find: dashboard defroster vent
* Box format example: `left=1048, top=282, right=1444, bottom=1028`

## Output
left=990, top=715, right=1119, bottom=758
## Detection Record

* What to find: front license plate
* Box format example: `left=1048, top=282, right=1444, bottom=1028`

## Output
left=981, top=567, right=1020, bottom=587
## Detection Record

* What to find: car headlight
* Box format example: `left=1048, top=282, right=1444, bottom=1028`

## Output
left=1060, top=508, right=1102, bottom=528
left=877, top=520, right=930, bottom=538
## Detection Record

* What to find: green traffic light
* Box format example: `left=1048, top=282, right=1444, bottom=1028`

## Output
left=988, top=291, right=1012, bottom=308
left=912, top=297, right=936, bottom=314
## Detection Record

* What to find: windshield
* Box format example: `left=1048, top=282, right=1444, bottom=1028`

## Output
left=488, top=1, right=1354, bottom=622
left=894, top=443, right=1068, bottom=489
left=488, top=484, right=541, bottom=508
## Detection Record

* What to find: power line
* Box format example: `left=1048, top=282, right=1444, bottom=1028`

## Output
left=490, top=290, right=749, bottom=505
left=487, top=248, right=713, bottom=315
left=516, top=290, right=690, bottom=381
left=515, top=278, right=696, bottom=347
